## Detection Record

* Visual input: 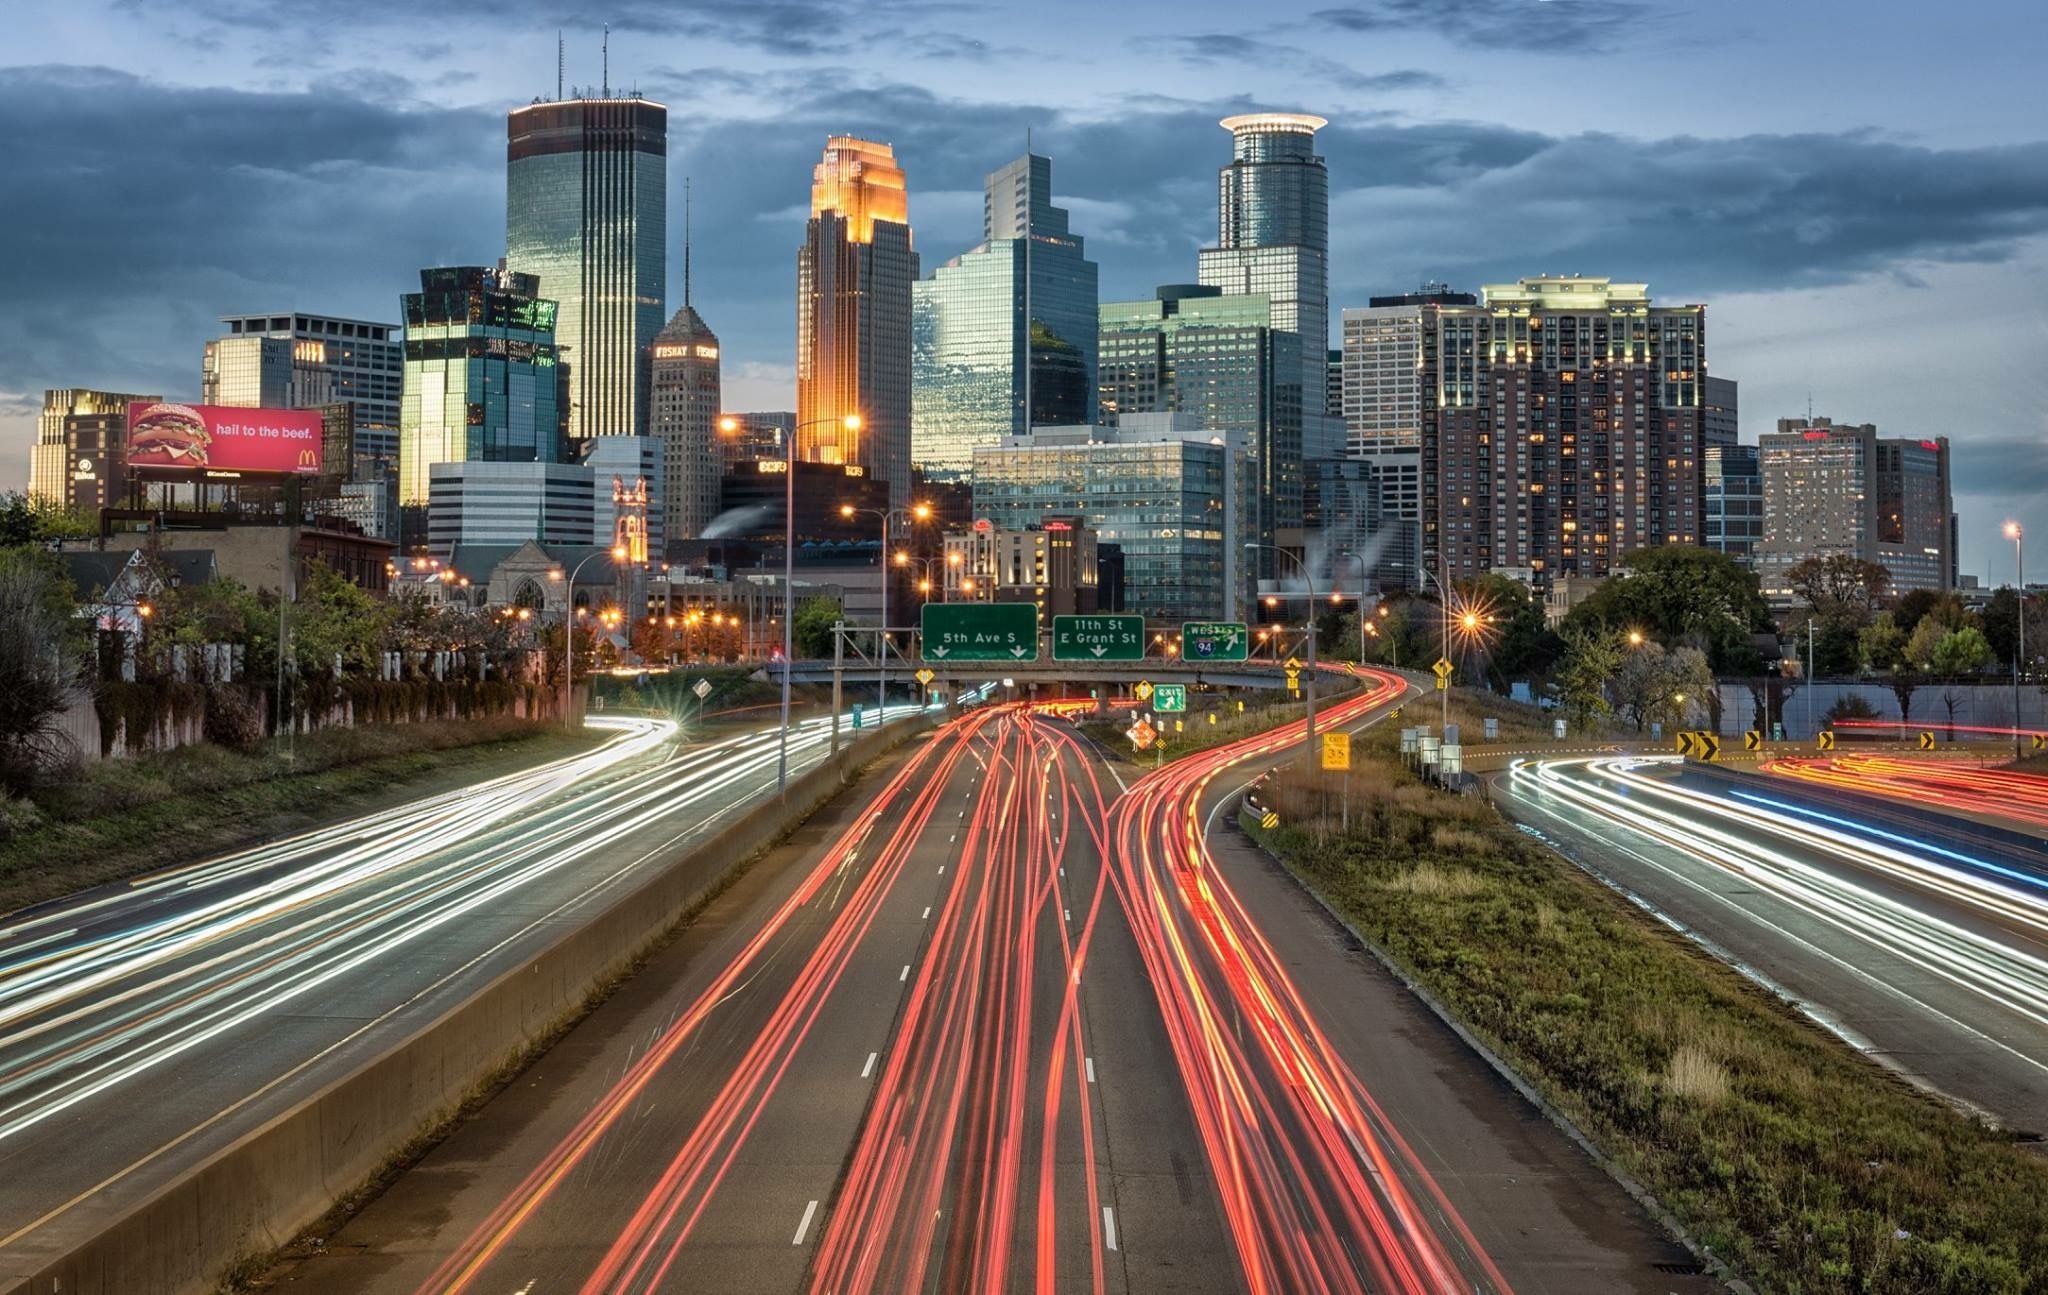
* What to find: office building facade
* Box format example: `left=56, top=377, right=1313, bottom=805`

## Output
left=1704, top=443, right=1762, bottom=562
left=202, top=335, right=334, bottom=411
left=1339, top=286, right=1476, bottom=454
left=1099, top=285, right=1300, bottom=572
left=506, top=96, right=667, bottom=443
left=648, top=305, right=721, bottom=544
left=1704, top=374, right=1739, bottom=449
left=1197, top=112, right=1340, bottom=462
left=717, top=411, right=793, bottom=473
left=1423, top=276, right=1707, bottom=584
left=798, top=137, right=918, bottom=506
left=398, top=265, right=568, bottom=542
left=584, top=435, right=665, bottom=563
left=912, top=152, right=1098, bottom=479
left=941, top=517, right=1103, bottom=617
left=30, top=389, right=156, bottom=509
left=1756, top=419, right=1952, bottom=597
left=969, top=416, right=1251, bottom=623
left=426, top=460, right=595, bottom=549
left=214, top=312, right=402, bottom=433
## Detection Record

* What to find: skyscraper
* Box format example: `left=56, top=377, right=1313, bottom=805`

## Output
left=1756, top=418, right=1952, bottom=597
left=1703, top=374, right=1739, bottom=449
left=212, top=312, right=402, bottom=433
left=798, top=136, right=918, bottom=506
left=1340, top=285, right=1477, bottom=454
left=201, top=336, right=334, bottom=411
left=912, top=152, right=1098, bottom=479
left=398, top=265, right=568, bottom=546
left=1098, top=284, right=1301, bottom=572
left=1423, top=275, right=1707, bottom=583
left=1197, top=112, right=1335, bottom=458
left=506, top=94, right=666, bottom=444
left=648, top=305, right=721, bottom=546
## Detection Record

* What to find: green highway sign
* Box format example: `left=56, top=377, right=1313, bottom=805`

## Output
left=1053, top=613, right=1146, bottom=661
left=1152, top=683, right=1188, bottom=712
left=920, top=602, right=1040, bottom=662
left=1181, top=621, right=1249, bottom=662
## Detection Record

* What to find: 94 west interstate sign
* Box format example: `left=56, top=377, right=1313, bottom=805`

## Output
left=920, top=602, right=1040, bottom=661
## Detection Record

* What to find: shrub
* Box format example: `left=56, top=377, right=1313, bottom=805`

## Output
left=0, top=792, right=44, bottom=842
left=1824, top=693, right=1882, bottom=726
left=203, top=687, right=267, bottom=752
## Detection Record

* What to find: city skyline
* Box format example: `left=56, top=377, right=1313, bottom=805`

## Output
left=3, top=0, right=2048, bottom=575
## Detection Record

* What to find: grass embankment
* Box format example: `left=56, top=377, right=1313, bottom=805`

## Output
left=0, top=718, right=596, bottom=916
left=1244, top=721, right=2048, bottom=1293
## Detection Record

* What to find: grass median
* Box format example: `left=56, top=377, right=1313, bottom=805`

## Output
left=0, top=717, right=598, bottom=916
left=1242, top=721, right=2048, bottom=1293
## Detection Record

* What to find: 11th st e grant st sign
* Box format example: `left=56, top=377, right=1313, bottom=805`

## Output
left=1051, top=614, right=1146, bottom=661
left=920, top=603, right=1040, bottom=661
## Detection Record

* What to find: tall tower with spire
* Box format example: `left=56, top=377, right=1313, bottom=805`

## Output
left=797, top=136, right=918, bottom=507
left=648, top=178, right=722, bottom=546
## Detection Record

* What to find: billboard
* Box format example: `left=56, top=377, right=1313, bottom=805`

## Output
left=126, top=402, right=324, bottom=477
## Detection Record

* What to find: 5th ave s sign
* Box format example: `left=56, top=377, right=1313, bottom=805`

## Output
left=920, top=603, right=1040, bottom=661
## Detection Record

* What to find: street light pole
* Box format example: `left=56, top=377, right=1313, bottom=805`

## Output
left=2008, top=521, right=2025, bottom=759
left=844, top=500, right=932, bottom=738
left=557, top=545, right=624, bottom=730
left=722, top=411, right=863, bottom=796
left=1246, top=543, right=1317, bottom=769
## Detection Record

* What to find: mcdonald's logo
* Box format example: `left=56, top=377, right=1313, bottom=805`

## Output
left=297, top=449, right=319, bottom=468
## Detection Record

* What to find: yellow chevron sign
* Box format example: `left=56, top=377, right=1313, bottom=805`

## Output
left=1918, top=731, right=1935, bottom=750
left=1818, top=731, right=1836, bottom=751
left=1677, top=730, right=1721, bottom=761
left=1744, top=730, right=1762, bottom=751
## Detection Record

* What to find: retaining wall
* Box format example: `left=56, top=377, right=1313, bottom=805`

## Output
left=1, top=718, right=929, bottom=1295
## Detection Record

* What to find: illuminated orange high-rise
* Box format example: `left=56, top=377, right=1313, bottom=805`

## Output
left=797, top=137, right=917, bottom=507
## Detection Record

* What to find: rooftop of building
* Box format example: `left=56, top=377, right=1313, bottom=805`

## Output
left=652, top=304, right=718, bottom=345
left=1219, top=112, right=1327, bottom=135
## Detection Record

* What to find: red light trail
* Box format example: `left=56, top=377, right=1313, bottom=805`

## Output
left=1765, top=754, right=2048, bottom=830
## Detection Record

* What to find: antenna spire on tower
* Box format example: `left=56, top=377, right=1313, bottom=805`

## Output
left=602, top=23, right=610, bottom=96
left=557, top=30, right=563, bottom=100
left=683, top=176, right=693, bottom=307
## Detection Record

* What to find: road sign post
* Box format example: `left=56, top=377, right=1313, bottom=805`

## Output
left=1432, top=657, right=1453, bottom=691
left=1320, top=732, right=1350, bottom=770
left=920, top=603, right=1039, bottom=662
left=1181, top=621, right=1250, bottom=662
left=1052, top=614, right=1146, bottom=662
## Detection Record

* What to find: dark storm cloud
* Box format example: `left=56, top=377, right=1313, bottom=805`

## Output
left=1324, top=126, right=2048, bottom=300
left=0, top=65, right=500, bottom=397
left=1314, top=0, right=1660, bottom=52
left=1949, top=435, right=2048, bottom=497
left=9, top=63, right=2048, bottom=415
left=122, top=0, right=962, bottom=61
left=1162, top=35, right=1446, bottom=93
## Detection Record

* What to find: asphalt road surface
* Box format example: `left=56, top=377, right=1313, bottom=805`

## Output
left=1500, top=756, right=2048, bottom=1128
left=271, top=677, right=1715, bottom=1294
left=0, top=703, right=924, bottom=1280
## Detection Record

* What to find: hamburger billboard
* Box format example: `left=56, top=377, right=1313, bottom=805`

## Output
left=125, top=402, right=324, bottom=477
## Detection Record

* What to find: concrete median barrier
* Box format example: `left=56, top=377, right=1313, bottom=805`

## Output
left=2, top=717, right=931, bottom=1295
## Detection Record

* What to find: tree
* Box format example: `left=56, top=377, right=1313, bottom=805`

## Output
left=1979, top=587, right=2045, bottom=672
left=792, top=595, right=844, bottom=659
left=1893, top=588, right=1965, bottom=639
left=1461, top=573, right=1560, bottom=688
left=1561, top=546, right=1770, bottom=672
left=1785, top=554, right=1893, bottom=626
left=1552, top=627, right=1619, bottom=734
left=1745, top=673, right=1800, bottom=737
left=1904, top=615, right=1948, bottom=673
left=1612, top=641, right=1716, bottom=733
left=0, top=548, right=90, bottom=789
left=0, top=492, right=95, bottom=546
left=1858, top=613, right=1906, bottom=676
left=1929, top=626, right=1994, bottom=678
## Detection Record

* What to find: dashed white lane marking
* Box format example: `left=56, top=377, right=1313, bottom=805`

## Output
left=921, top=906, right=931, bottom=920
left=900, top=964, right=911, bottom=982
left=1085, top=1056, right=1096, bottom=1083
left=950, top=833, right=957, bottom=843
left=938, top=864, right=945, bottom=875
left=861, top=1052, right=878, bottom=1078
left=1102, top=1206, right=1119, bottom=1251
left=1064, top=908, right=1072, bottom=922
left=794, top=1199, right=820, bottom=1245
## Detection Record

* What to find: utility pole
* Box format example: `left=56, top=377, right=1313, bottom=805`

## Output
left=831, top=620, right=844, bottom=757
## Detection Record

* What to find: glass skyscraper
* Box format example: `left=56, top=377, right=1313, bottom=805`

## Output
left=970, top=417, right=1252, bottom=623
left=1098, top=285, right=1302, bottom=573
left=398, top=265, right=568, bottom=544
left=798, top=137, right=918, bottom=507
left=506, top=96, right=666, bottom=444
left=912, top=153, right=1098, bottom=479
left=1196, top=112, right=1337, bottom=457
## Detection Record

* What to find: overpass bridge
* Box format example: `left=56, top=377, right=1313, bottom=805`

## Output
left=777, top=658, right=1305, bottom=692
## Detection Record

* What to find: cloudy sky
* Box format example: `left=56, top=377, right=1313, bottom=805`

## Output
left=4, top=0, right=2047, bottom=577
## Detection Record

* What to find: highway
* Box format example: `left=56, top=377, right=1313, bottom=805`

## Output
left=0, top=702, right=925, bottom=1278
left=1763, top=753, right=2048, bottom=832
left=1502, top=756, right=2048, bottom=1126
left=273, top=673, right=1713, bottom=1294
